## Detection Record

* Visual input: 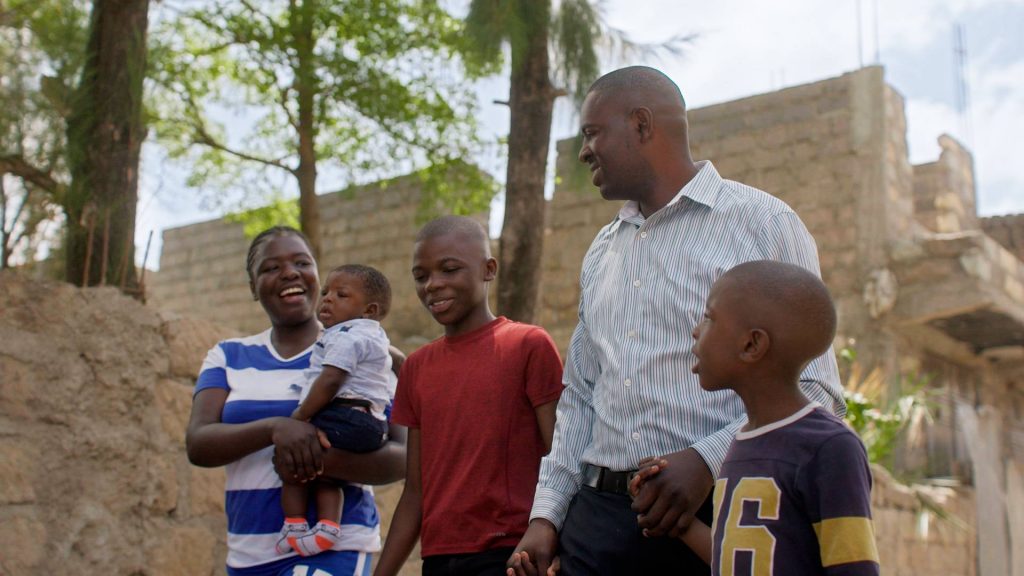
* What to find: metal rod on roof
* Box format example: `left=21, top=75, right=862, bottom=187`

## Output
left=873, top=0, right=881, bottom=63
left=856, top=0, right=864, bottom=68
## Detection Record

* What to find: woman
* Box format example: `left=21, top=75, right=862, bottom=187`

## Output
left=186, top=226, right=407, bottom=576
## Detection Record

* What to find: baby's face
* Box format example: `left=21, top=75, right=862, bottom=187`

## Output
left=317, top=272, right=371, bottom=328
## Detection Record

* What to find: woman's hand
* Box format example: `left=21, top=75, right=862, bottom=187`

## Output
left=271, top=417, right=326, bottom=482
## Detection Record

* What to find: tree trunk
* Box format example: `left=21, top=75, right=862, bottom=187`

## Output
left=64, top=0, right=149, bottom=293
left=498, top=0, right=556, bottom=324
left=1, top=178, right=10, bottom=269
left=292, top=0, right=321, bottom=260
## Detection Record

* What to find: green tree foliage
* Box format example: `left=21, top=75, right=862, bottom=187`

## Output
left=151, top=0, right=495, bottom=259
left=0, top=0, right=88, bottom=269
left=225, top=196, right=300, bottom=239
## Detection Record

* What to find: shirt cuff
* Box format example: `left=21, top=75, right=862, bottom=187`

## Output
left=689, top=423, right=742, bottom=479
left=529, top=487, right=575, bottom=532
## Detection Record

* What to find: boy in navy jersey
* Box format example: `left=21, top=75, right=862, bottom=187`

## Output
left=633, top=260, right=879, bottom=575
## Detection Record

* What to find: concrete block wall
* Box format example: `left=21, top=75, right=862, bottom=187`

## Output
left=154, top=67, right=918, bottom=358
left=150, top=219, right=260, bottom=333
left=871, top=466, right=977, bottom=576
left=151, top=176, right=486, bottom=352
left=981, top=214, right=1024, bottom=263
left=913, top=135, right=979, bottom=234
left=538, top=67, right=914, bottom=354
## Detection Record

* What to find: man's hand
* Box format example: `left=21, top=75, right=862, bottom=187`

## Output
left=631, top=448, right=713, bottom=538
left=507, top=519, right=559, bottom=576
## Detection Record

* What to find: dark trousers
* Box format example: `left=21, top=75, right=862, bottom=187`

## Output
left=559, top=486, right=713, bottom=575
left=310, top=400, right=387, bottom=453
left=421, top=547, right=515, bottom=576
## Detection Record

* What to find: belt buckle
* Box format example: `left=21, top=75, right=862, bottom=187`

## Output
left=600, top=468, right=634, bottom=494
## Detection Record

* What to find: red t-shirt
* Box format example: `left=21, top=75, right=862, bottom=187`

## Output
left=391, top=317, right=564, bottom=557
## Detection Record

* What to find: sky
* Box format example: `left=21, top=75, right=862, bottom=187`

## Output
left=135, top=0, right=1024, bottom=268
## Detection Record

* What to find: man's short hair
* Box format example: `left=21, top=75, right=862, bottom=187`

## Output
left=587, top=66, right=686, bottom=109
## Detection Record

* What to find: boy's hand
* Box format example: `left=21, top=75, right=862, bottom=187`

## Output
left=506, top=551, right=560, bottom=576
left=631, top=448, right=713, bottom=539
left=507, top=519, right=559, bottom=576
left=629, top=457, right=669, bottom=499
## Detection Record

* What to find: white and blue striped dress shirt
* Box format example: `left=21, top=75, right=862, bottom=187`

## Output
left=531, top=160, right=845, bottom=528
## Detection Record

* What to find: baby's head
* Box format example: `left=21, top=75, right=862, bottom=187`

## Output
left=692, top=260, right=836, bottom=392
left=318, top=264, right=392, bottom=328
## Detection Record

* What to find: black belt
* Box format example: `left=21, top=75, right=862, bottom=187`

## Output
left=581, top=463, right=637, bottom=495
left=330, top=397, right=373, bottom=413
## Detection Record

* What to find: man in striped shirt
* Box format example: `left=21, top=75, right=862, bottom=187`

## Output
left=507, top=66, right=845, bottom=575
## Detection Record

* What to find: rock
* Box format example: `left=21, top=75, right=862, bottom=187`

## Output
left=161, top=314, right=240, bottom=379
left=0, top=270, right=224, bottom=574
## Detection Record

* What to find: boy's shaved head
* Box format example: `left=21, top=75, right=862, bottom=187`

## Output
left=416, top=215, right=491, bottom=256
left=719, top=261, right=836, bottom=370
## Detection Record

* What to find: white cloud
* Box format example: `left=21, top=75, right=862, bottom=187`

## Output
left=965, top=57, right=1024, bottom=214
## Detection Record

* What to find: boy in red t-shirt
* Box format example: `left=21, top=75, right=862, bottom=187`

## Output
left=374, top=216, right=564, bottom=576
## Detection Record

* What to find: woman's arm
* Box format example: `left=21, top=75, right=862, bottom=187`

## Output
left=187, top=387, right=325, bottom=479
left=373, top=428, right=422, bottom=576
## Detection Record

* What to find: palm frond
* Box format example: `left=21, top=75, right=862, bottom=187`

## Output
left=551, top=0, right=600, bottom=100
left=463, top=0, right=515, bottom=76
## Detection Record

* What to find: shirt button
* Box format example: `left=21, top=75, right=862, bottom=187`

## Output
left=624, top=378, right=632, bottom=387
left=640, top=231, right=648, bottom=239
left=631, top=432, right=641, bottom=441
left=633, top=279, right=641, bottom=287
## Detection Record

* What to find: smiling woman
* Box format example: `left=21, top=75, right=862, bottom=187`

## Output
left=185, top=226, right=407, bottom=576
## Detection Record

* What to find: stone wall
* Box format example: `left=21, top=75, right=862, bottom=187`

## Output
left=0, top=270, right=235, bottom=575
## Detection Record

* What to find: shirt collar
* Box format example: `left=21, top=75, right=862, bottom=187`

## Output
left=614, top=160, right=723, bottom=226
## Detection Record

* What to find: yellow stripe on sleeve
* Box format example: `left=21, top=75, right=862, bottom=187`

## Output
left=813, top=516, right=880, bottom=567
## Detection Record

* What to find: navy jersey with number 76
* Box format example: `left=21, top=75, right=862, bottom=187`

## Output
left=710, top=405, right=880, bottom=576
